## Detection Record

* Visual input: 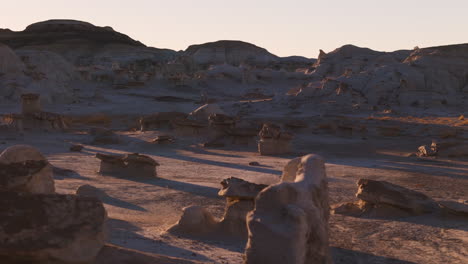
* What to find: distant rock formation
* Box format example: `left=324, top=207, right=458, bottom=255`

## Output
left=185, top=40, right=279, bottom=66
left=0, top=19, right=145, bottom=50
left=296, top=43, right=468, bottom=109
left=0, top=19, right=177, bottom=72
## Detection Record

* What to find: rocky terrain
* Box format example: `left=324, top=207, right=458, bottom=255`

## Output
left=0, top=19, right=467, bottom=264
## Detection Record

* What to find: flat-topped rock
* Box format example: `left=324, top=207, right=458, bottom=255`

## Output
left=96, top=152, right=159, bottom=177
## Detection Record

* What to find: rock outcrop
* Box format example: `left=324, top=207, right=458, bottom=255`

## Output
left=0, top=145, right=54, bottom=194
left=218, top=178, right=267, bottom=238
left=0, top=191, right=107, bottom=264
left=245, top=154, right=332, bottom=264
left=333, top=179, right=439, bottom=217
left=169, top=177, right=267, bottom=239
left=294, top=43, right=468, bottom=109
left=0, top=145, right=107, bottom=264
left=356, top=179, right=438, bottom=214
left=257, top=123, right=293, bottom=155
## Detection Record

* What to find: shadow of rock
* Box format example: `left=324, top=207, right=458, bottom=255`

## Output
left=77, top=185, right=147, bottom=212
left=94, top=244, right=204, bottom=264
left=332, top=247, right=417, bottom=264
left=53, top=166, right=90, bottom=180
left=107, top=218, right=212, bottom=262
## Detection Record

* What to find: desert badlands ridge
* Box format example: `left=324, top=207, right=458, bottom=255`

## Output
left=0, top=19, right=467, bottom=264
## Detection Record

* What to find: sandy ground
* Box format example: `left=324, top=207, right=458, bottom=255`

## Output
left=1, top=126, right=467, bottom=264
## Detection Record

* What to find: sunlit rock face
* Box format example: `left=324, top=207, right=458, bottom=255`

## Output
left=185, top=40, right=279, bottom=67
left=245, top=154, right=332, bottom=264
left=294, top=43, right=468, bottom=109
left=399, top=44, right=468, bottom=107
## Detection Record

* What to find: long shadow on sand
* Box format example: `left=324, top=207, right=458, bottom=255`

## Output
left=332, top=247, right=417, bottom=264
left=53, top=166, right=91, bottom=180
left=108, top=176, right=220, bottom=199
left=87, top=134, right=283, bottom=176
left=327, top=153, right=468, bottom=180
left=183, top=145, right=244, bottom=158
left=334, top=210, right=468, bottom=232
left=99, top=192, right=148, bottom=212
left=107, top=218, right=213, bottom=262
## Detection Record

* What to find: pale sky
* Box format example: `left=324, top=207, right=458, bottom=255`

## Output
left=2, top=0, right=467, bottom=58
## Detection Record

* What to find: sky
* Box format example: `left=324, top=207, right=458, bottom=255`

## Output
left=1, top=0, right=467, bottom=58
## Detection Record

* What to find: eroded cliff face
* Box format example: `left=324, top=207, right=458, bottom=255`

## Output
left=1, top=19, right=466, bottom=111
left=295, top=44, right=468, bottom=109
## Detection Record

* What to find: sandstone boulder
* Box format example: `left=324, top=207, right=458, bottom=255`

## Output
left=416, top=144, right=437, bottom=157
left=257, top=124, right=293, bottom=155
left=245, top=154, right=332, bottom=264
left=217, top=178, right=267, bottom=238
left=333, top=179, right=440, bottom=218
left=0, top=160, right=48, bottom=193
left=356, top=179, right=438, bottom=214
left=168, top=206, right=217, bottom=235
left=0, top=191, right=107, bottom=264
left=0, top=145, right=54, bottom=193
left=169, top=177, right=268, bottom=239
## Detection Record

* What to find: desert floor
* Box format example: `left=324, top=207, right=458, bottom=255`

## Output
left=1, top=126, right=467, bottom=264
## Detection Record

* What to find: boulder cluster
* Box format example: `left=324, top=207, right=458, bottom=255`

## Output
left=170, top=154, right=333, bottom=264
left=0, top=145, right=107, bottom=264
